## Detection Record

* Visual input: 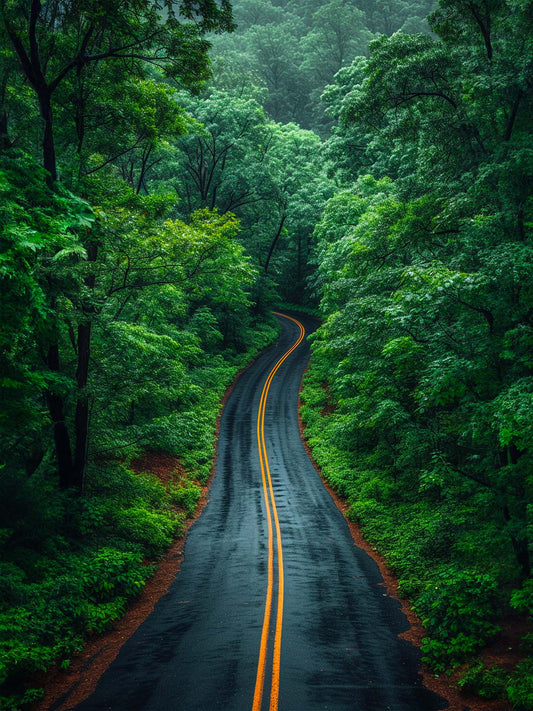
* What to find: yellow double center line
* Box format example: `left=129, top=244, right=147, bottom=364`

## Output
left=252, top=313, right=306, bottom=711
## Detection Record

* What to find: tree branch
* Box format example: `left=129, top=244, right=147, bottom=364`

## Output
left=456, top=292, right=494, bottom=334
left=82, top=134, right=147, bottom=175
left=264, top=214, right=287, bottom=274
left=504, top=90, right=523, bottom=142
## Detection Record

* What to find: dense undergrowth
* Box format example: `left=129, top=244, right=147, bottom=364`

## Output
left=300, top=368, right=533, bottom=709
left=298, top=0, right=532, bottom=707
left=0, top=319, right=278, bottom=711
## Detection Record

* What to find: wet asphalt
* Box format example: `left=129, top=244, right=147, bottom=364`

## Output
left=72, top=313, right=447, bottom=711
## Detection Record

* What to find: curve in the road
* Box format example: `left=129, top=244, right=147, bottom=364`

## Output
left=71, top=312, right=448, bottom=711
left=253, top=313, right=305, bottom=711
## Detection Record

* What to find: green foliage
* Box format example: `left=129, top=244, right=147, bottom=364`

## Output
left=506, top=660, right=533, bottom=710
left=169, top=479, right=203, bottom=517
left=417, top=568, right=501, bottom=670
left=457, top=661, right=509, bottom=699
left=0, top=0, right=234, bottom=164
left=167, top=89, right=333, bottom=304
left=0, top=153, right=93, bottom=453
left=115, top=508, right=183, bottom=556
left=302, top=0, right=532, bottom=698
left=0, top=459, right=217, bottom=707
left=209, top=0, right=434, bottom=130
left=458, top=655, right=533, bottom=711
left=0, top=536, right=150, bottom=700
left=511, top=579, right=533, bottom=617
left=78, top=549, right=147, bottom=601
left=303, top=359, right=514, bottom=674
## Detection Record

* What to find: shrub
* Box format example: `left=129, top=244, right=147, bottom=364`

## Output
left=84, top=599, right=128, bottom=634
left=0, top=563, right=26, bottom=608
left=511, top=579, right=533, bottom=617
left=457, top=661, right=509, bottom=699
left=78, top=548, right=148, bottom=601
left=0, top=605, right=82, bottom=693
left=169, top=480, right=202, bottom=517
left=417, top=567, right=501, bottom=670
left=114, top=508, right=183, bottom=557
left=507, top=660, right=533, bottom=710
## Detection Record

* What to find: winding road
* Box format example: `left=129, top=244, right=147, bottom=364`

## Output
left=73, top=313, right=447, bottom=711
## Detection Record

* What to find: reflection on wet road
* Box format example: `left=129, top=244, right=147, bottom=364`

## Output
left=73, top=313, right=447, bottom=711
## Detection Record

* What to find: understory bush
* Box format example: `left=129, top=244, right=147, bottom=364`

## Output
left=0, top=465, right=166, bottom=709
left=0, top=315, right=279, bottom=711
left=416, top=567, right=501, bottom=671
left=457, top=661, right=509, bottom=699
left=458, top=658, right=533, bottom=711
left=169, top=478, right=202, bottom=517
left=506, top=660, right=533, bottom=710
left=0, top=461, right=202, bottom=711
left=300, top=362, right=531, bottom=706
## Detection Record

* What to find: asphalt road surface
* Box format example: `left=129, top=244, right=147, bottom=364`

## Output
left=73, top=313, right=447, bottom=711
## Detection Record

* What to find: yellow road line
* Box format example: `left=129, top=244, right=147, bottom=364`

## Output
left=252, top=313, right=305, bottom=711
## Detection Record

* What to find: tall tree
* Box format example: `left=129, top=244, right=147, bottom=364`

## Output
left=311, top=0, right=533, bottom=577
left=167, top=89, right=332, bottom=302
left=0, top=0, right=235, bottom=490
left=1, top=0, right=233, bottom=183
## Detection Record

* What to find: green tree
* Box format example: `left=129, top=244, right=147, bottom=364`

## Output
left=79, top=204, right=256, bottom=460
left=245, top=21, right=309, bottom=124
left=168, top=90, right=332, bottom=302
left=78, top=76, right=187, bottom=194
left=300, top=1, right=372, bottom=86
left=311, top=0, right=533, bottom=579
left=252, top=121, right=332, bottom=300
left=1, top=0, right=233, bottom=183
left=208, top=0, right=435, bottom=132
left=0, top=0, right=236, bottom=492
left=0, top=153, right=94, bottom=482
left=170, top=89, right=271, bottom=214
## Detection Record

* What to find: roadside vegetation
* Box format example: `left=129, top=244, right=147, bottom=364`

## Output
left=0, top=321, right=276, bottom=710
left=301, top=371, right=533, bottom=706
left=300, top=0, right=533, bottom=706
left=0, top=2, right=283, bottom=708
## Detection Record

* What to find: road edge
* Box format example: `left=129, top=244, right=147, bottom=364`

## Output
left=30, top=350, right=270, bottom=711
left=296, top=363, right=504, bottom=711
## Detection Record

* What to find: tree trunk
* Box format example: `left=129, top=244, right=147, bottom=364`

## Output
left=0, top=112, right=10, bottom=151
left=6, top=1, right=58, bottom=181
left=503, top=502, right=531, bottom=577
left=511, top=536, right=531, bottom=578
left=297, top=233, right=302, bottom=282
left=39, top=90, right=58, bottom=184
left=45, top=343, right=74, bottom=489
left=264, top=214, right=287, bottom=275
left=72, top=242, right=97, bottom=491
left=72, top=320, right=92, bottom=491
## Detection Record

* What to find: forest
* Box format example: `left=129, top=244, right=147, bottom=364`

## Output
left=0, top=0, right=531, bottom=709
